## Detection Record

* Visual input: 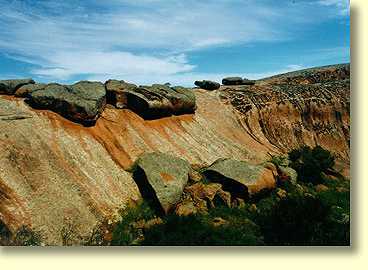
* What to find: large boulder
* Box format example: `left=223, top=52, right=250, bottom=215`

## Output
left=241, top=78, right=256, bottom=85
left=132, top=152, right=191, bottom=214
left=27, top=81, right=106, bottom=126
left=0, top=79, right=35, bottom=95
left=222, top=77, right=243, bottom=85
left=222, top=77, right=256, bottom=86
left=194, top=80, right=220, bottom=91
left=123, top=84, right=196, bottom=119
left=15, top=83, right=47, bottom=97
left=104, top=79, right=138, bottom=109
left=203, top=158, right=277, bottom=199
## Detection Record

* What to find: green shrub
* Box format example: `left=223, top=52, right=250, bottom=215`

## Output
left=111, top=201, right=156, bottom=246
left=288, top=145, right=335, bottom=184
left=0, top=221, right=11, bottom=245
left=315, top=187, right=350, bottom=245
left=252, top=180, right=349, bottom=246
left=13, top=226, right=42, bottom=246
left=269, top=155, right=288, bottom=167
left=111, top=153, right=349, bottom=246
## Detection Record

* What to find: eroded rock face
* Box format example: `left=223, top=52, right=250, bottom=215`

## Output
left=203, top=158, right=277, bottom=198
left=0, top=98, right=140, bottom=245
left=27, top=81, right=106, bottom=126
left=194, top=80, right=220, bottom=91
left=0, top=79, right=35, bottom=95
left=123, top=84, right=196, bottom=119
left=219, top=64, right=350, bottom=172
left=0, top=63, right=350, bottom=245
left=261, top=63, right=350, bottom=85
left=132, top=152, right=190, bottom=214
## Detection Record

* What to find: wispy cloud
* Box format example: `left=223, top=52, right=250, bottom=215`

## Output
left=0, top=0, right=349, bottom=84
left=318, top=0, right=350, bottom=16
left=30, top=51, right=195, bottom=80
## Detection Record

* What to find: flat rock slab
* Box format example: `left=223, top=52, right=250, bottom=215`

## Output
left=0, top=79, right=35, bottom=95
left=133, top=152, right=191, bottom=214
left=203, top=158, right=277, bottom=198
left=27, top=81, right=106, bottom=126
left=0, top=98, right=33, bottom=121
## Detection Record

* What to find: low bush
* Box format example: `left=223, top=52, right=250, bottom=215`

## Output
left=0, top=221, right=11, bottom=245
left=288, top=145, right=335, bottom=184
left=111, top=201, right=156, bottom=246
left=253, top=177, right=349, bottom=245
left=142, top=214, right=264, bottom=246
left=110, top=145, right=349, bottom=246
left=13, top=226, right=42, bottom=246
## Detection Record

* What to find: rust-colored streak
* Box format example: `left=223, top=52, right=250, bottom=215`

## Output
left=160, top=172, right=174, bottom=183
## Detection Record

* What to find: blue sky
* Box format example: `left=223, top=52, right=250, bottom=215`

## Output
left=0, top=0, right=350, bottom=86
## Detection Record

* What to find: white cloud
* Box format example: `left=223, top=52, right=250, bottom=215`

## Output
left=318, top=0, right=350, bottom=16
left=31, top=51, right=195, bottom=80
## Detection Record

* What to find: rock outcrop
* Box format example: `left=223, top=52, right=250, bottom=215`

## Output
left=222, top=77, right=255, bottom=86
left=219, top=63, right=350, bottom=175
left=222, top=77, right=244, bottom=85
left=132, top=152, right=190, bottom=214
left=175, top=182, right=232, bottom=216
left=203, top=158, right=277, bottom=198
left=194, top=80, right=220, bottom=90
left=242, top=79, right=256, bottom=85
left=175, top=182, right=227, bottom=216
left=0, top=63, right=350, bottom=245
left=27, top=81, right=106, bottom=126
left=122, top=84, right=196, bottom=119
left=0, top=79, right=35, bottom=95
left=105, top=79, right=138, bottom=109
left=15, top=83, right=47, bottom=98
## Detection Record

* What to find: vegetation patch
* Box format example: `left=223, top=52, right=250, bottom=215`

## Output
left=110, top=146, right=349, bottom=246
left=288, top=145, right=335, bottom=184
